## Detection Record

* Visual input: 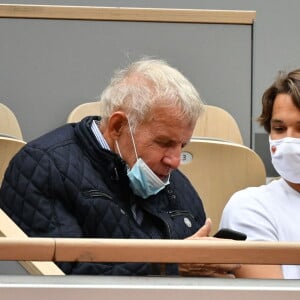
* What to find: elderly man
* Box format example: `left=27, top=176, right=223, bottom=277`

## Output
left=0, top=58, right=239, bottom=276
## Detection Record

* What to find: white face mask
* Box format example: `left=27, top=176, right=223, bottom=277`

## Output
left=269, top=136, right=300, bottom=183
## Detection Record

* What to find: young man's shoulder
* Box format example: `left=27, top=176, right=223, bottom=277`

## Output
left=227, top=178, right=285, bottom=210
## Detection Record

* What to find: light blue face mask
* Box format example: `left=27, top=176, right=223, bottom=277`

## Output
left=127, top=158, right=170, bottom=199
left=115, top=120, right=170, bottom=199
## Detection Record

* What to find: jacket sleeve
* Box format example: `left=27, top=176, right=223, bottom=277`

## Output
left=0, top=144, right=82, bottom=237
left=0, top=145, right=161, bottom=276
left=59, top=261, right=155, bottom=275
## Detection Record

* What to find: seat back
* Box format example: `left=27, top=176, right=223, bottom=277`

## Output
left=0, top=103, right=23, bottom=140
left=0, top=137, right=26, bottom=184
left=67, top=101, right=101, bottom=123
left=67, top=103, right=244, bottom=146
left=0, top=209, right=64, bottom=275
left=179, top=138, right=266, bottom=233
left=193, top=105, right=243, bottom=144
left=0, top=136, right=63, bottom=274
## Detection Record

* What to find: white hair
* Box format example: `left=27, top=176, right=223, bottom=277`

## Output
left=99, top=58, right=203, bottom=130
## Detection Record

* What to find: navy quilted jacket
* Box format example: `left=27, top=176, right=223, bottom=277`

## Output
left=0, top=116, right=206, bottom=275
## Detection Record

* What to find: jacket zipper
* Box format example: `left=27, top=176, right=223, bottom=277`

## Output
left=83, top=190, right=127, bottom=215
left=168, top=210, right=195, bottom=219
left=83, top=190, right=113, bottom=200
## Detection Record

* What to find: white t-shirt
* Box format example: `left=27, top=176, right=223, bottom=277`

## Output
left=220, top=178, right=300, bottom=279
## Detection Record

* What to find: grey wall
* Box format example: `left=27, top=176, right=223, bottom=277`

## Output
left=0, top=18, right=252, bottom=144
left=1, top=0, right=298, bottom=175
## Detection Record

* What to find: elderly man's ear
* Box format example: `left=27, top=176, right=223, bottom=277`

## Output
left=104, top=112, right=128, bottom=140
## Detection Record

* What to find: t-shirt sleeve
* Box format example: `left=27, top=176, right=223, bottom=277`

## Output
left=219, top=189, right=278, bottom=241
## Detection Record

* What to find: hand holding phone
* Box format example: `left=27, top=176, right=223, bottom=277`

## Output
left=213, top=228, right=247, bottom=240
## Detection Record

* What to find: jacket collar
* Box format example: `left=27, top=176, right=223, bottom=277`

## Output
left=74, top=116, right=129, bottom=192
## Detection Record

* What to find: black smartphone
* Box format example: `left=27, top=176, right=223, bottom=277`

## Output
left=213, top=228, right=247, bottom=240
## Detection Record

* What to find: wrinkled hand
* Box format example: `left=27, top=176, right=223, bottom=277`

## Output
left=178, top=218, right=241, bottom=278
left=179, top=263, right=240, bottom=278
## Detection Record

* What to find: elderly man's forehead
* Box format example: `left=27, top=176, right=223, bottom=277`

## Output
left=123, top=71, right=153, bottom=87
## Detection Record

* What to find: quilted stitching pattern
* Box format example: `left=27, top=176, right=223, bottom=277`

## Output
left=0, top=117, right=206, bottom=275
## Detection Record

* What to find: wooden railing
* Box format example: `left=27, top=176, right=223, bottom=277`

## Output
left=1, top=237, right=300, bottom=265
left=0, top=4, right=255, bottom=24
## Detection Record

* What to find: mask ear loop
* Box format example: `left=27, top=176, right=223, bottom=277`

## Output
left=127, top=120, right=139, bottom=160
left=115, top=140, right=123, bottom=158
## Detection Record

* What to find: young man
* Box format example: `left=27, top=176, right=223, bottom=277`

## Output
left=220, top=69, right=300, bottom=279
